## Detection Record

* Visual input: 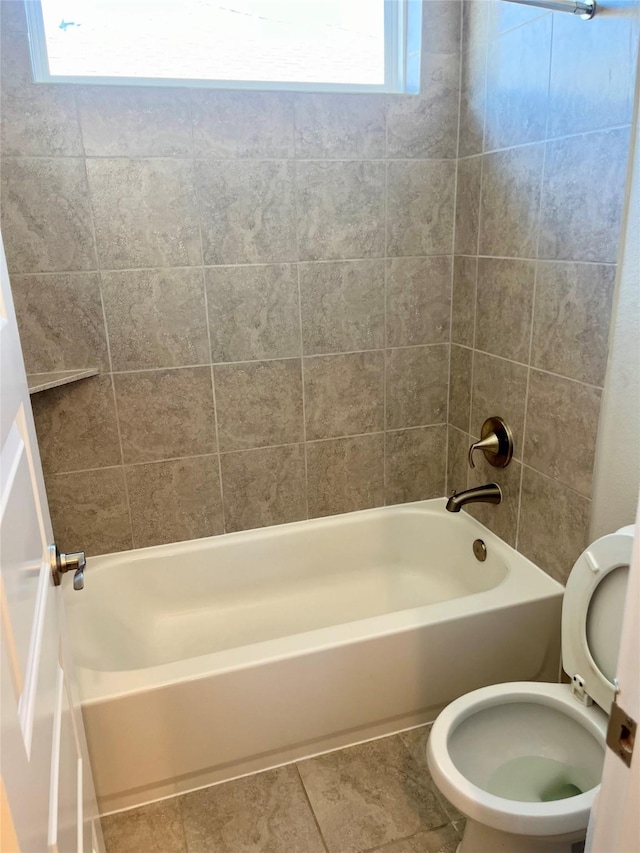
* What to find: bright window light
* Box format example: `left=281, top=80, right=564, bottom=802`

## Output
left=26, top=1, right=420, bottom=93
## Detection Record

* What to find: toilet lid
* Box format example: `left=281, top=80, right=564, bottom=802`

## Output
left=562, top=525, right=634, bottom=713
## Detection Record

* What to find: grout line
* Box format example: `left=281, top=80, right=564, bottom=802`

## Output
left=2, top=121, right=630, bottom=163
left=291, top=159, right=311, bottom=522
left=520, top=460, right=593, bottom=501
left=445, top=20, right=465, bottom=493
left=517, top=101, right=551, bottom=549
left=294, top=765, right=330, bottom=853
left=74, top=88, right=136, bottom=549
left=383, top=117, right=389, bottom=502
left=188, top=88, right=228, bottom=535
left=48, top=425, right=450, bottom=478
left=8, top=255, right=619, bottom=279
left=104, top=342, right=450, bottom=374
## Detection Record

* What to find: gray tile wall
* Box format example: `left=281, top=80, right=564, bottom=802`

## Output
left=1, top=0, right=462, bottom=554
left=449, top=0, right=639, bottom=583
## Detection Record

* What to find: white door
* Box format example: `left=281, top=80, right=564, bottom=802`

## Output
left=0, top=232, right=104, bottom=853
left=587, top=495, right=640, bottom=852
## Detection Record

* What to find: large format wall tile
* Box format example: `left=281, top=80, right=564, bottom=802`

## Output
left=548, top=14, right=638, bottom=139
left=386, top=345, right=449, bottom=429
left=191, top=91, right=294, bottom=158
left=539, top=128, right=631, bottom=264
left=300, top=259, right=385, bottom=355
left=126, top=456, right=223, bottom=548
left=206, top=264, right=300, bottom=363
left=387, top=53, right=460, bottom=160
left=306, top=434, right=384, bottom=518
left=114, top=367, right=216, bottom=463
left=48, top=467, right=132, bottom=556
left=475, top=258, right=535, bottom=362
left=304, top=351, right=385, bottom=440
left=518, top=467, right=590, bottom=584
left=479, top=144, right=544, bottom=259
left=296, top=161, right=385, bottom=261
left=386, top=256, right=451, bottom=348
left=196, top=160, right=296, bottom=265
left=87, top=158, right=201, bottom=269
left=385, top=425, right=447, bottom=505
left=102, top=268, right=209, bottom=370
left=484, top=16, right=551, bottom=151
left=31, top=375, right=121, bottom=474
left=214, top=359, right=303, bottom=451
left=470, top=352, right=528, bottom=453
left=78, top=87, right=192, bottom=157
left=294, top=94, right=386, bottom=159
left=220, top=444, right=307, bottom=533
left=1, top=158, right=96, bottom=273
left=387, top=160, right=456, bottom=257
left=0, top=36, right=83, bottom=157
left=422, top=1, right=462, bottom=54
left=11, top=273, right=109, bottom=373
left=531, top=261, right=615, bottom=387
left=524, top=369, right=601, bottom=498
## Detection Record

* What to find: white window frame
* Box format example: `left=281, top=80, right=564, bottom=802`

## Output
left=25, top=0, right=421, bottom=94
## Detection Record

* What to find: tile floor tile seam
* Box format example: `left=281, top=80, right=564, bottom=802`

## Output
left=294, top=764, right=331, bottom=853
left=395, top=729, right=456, bottom=845
left=357, top=822, right=457, bottom=853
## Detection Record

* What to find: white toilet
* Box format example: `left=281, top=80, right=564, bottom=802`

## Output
left=427, top=525, right=634, bottom=853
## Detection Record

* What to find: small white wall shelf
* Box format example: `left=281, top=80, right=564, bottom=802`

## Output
left=27, top=368, right=99, bottom=395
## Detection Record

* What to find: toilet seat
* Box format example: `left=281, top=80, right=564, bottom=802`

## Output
left=426, top=526, right=634, bottom=844
left=561, top=525, right=633, bottom=712
left=427, top=682, right=608, bottom=838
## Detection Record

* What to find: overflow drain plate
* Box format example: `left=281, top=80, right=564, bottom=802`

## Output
left=473, top=539, right=487, bottom=562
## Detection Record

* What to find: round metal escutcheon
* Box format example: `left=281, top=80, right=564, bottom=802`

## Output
left=473, top=539, right=487, bottom=562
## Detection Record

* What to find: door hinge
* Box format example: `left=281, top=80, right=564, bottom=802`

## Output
left=606, top=699, right=636, bottom=768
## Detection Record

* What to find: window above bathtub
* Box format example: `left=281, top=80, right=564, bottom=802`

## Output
left=26, top=0, right=421, bottom=94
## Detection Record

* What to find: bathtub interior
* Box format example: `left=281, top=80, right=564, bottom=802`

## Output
left=66, top=503, right=510, bottom=673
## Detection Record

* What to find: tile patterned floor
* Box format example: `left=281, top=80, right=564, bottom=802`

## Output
left=101, top=724, right=464, bottom=853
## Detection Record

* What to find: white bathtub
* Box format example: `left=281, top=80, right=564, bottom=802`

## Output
left=65, top=499, right=564, bottom=814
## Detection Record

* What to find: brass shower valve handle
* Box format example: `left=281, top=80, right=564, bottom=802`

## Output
left=468, top=417, right=514, bottom=469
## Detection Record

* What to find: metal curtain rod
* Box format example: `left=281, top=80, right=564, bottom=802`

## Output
left=503, top=0, right=596, bottom=18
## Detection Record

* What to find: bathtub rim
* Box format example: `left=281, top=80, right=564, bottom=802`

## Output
left=69, top=499, right=565, bottom=705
